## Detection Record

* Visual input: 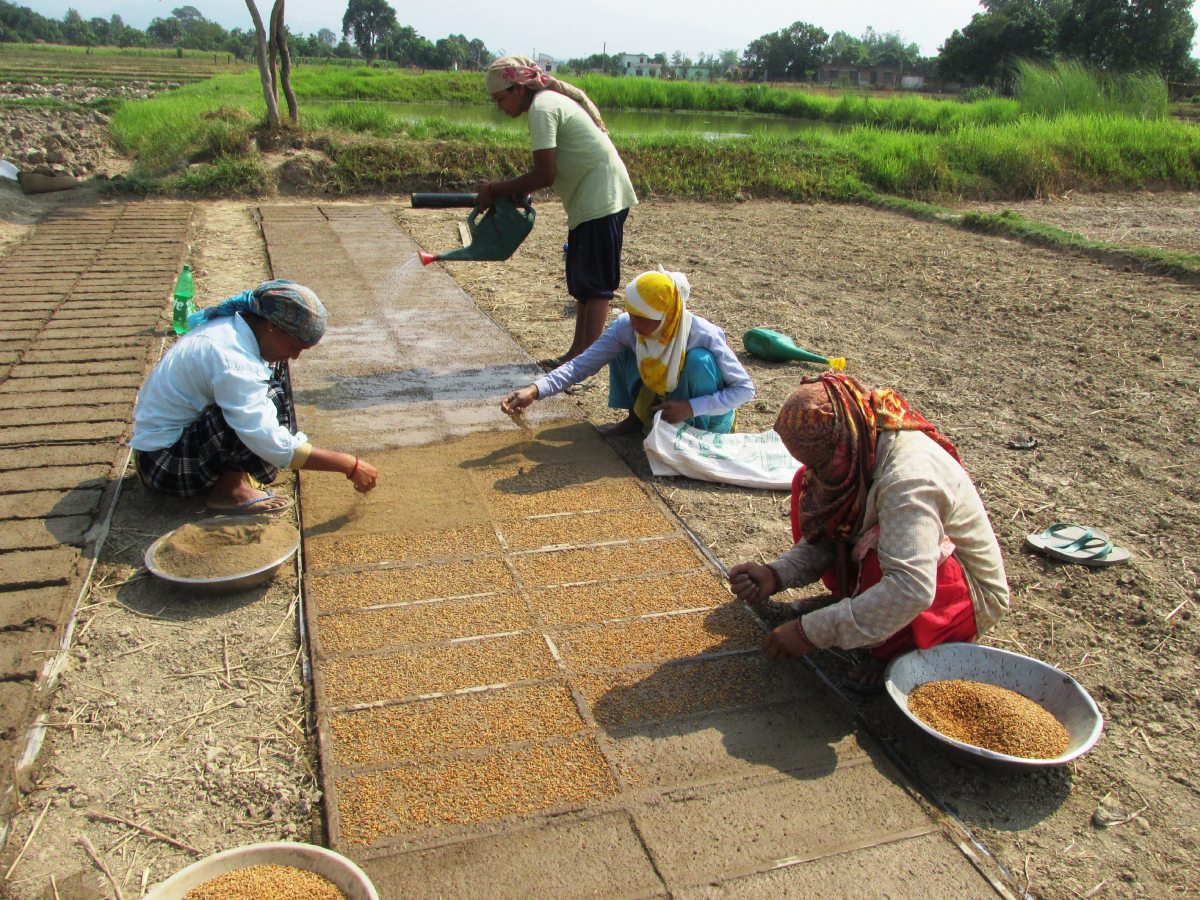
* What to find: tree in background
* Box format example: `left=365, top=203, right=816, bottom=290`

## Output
left=564, top=52, right=621, bottom=75
left=318, top=27, right=336, bottom=46
left=1058, top=0, right=1197, bottom=80
left=342, top=0, right=396, bottom=59
left=939, top=0, right=1198, bottom=85
left=938, top=3, right=1059, bottom=84
left=743, top=20, right=829, bottom=80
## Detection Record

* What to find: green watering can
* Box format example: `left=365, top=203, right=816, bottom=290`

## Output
left=743, top=328, right=846, bottom=370
left=416, top=195, right=536, bottom=265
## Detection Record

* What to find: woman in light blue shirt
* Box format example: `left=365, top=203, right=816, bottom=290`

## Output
left=501, top=268, right=754, bottom=435
left=131, top=280, right=377, bottom=514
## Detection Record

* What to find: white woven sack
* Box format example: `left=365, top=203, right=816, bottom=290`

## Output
left=643, top=412, right=803, bottom=490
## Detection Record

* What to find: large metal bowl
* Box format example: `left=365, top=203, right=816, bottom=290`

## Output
left=884, top=643, right=1104, bottom=772
left=145, top=516, right=300, bottom=596
left=144, top=841, right=378, bottom=900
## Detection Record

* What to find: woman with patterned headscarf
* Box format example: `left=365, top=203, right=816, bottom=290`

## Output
left=476, top=55, right=637, bottom=368
left=501, top=267, right=754, bottom=436
left=728, top=373, right=1009, bottom=692
left=132, top=280, right=378, bottom=514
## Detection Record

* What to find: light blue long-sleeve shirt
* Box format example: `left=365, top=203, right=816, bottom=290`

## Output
left=533, top=313, right=755, bottom=418
left=131, top=314, right=307, bottom=468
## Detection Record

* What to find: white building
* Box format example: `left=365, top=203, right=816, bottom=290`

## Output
left=537, top=53, right=559, bottom=75
left=619, top=53, right=661, bottom=78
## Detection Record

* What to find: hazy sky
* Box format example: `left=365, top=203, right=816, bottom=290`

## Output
left=28, top=0, right=991, bottom=58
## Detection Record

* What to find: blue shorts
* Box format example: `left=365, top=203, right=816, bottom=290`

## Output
left=565, top=208, right=629, bottom=302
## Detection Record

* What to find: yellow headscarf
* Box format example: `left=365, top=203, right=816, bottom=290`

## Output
left=624, top=268, right=693, bottom=395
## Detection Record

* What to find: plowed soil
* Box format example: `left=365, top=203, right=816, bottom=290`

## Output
left=399, top=195, right=1200, bottom=900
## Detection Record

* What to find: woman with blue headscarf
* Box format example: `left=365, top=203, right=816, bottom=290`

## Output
left=131, top=279, right=377, bottom=514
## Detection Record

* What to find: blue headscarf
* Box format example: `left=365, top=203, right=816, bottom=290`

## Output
left=187, top=279, right=328, bottom=345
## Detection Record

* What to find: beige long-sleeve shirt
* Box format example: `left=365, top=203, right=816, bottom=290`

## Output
left=767, top=429, right=1010, bottom=651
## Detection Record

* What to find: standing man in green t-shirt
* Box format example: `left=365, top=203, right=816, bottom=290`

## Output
left=476, top=55, right=638, bottom=369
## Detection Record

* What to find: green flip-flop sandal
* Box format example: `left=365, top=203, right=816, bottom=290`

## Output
left=1025, top=522, right=1130, bottom=567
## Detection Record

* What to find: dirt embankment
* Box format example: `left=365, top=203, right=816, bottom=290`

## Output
left=400, top=195, right=1200, bottom=900
left=0, top=81, right=165, bottom=178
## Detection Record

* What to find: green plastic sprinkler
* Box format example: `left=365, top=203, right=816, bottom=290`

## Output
left=415, top=195, right=536, bottom=265
left=743, top=328, right=846, bottom=370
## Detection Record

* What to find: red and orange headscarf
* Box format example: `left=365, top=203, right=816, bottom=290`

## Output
left=774, top=372, right=961, bottom=546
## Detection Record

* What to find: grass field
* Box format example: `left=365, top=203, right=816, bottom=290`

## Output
left=0, top=45, right=1182, bottom=202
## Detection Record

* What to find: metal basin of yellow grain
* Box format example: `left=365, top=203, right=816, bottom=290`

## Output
left=884, top=643, right=1104, bottom=772
left=143, top=841, right=378, bottom=900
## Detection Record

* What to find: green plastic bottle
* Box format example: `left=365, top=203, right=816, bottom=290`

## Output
left=742, top=328, right=845, bottom=369
left=172, top=264, right=194, bottom=335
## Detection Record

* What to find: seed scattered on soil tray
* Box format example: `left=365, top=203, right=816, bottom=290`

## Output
left=578, top=654, right=804, bottom=729
left=555, top=605, right=762, bottom=671
left=323, top=634, right=557, bottom=706
left=500, top=506, right=674, bottom=550
left=337, top=736, right=616, bottom=844
left=308, top=559, right=513, bottom=614
left=155, top=521, right=298, bottom=579
left=306, top=524, right=500, bottom=571
left=321, top=592, right=533, bottom=655
left=534, top=572, right=732, bottom=626
left=331, top=683, right=585, bottom=767
left=908, top=679, right=1070, bottom=760
left=486, top=478, right=647, bottom=519
left=182, top=865, right=344, bottom=900
left=514, top=540, right=702, bottom=588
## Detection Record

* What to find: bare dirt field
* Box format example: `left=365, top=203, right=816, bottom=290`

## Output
left=968, top=190, right=1200, bottom=256
left=399, top=196, right=1200, bottom=900
left=0, top=192, right=1196, bottom=900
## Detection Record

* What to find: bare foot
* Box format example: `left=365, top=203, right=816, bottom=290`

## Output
left=597, top=414, right=643, bottom=437
left=842, top=657, right=887, bottom=693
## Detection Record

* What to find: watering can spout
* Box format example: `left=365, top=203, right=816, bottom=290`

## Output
left=418, top=250, right=437, bottom=267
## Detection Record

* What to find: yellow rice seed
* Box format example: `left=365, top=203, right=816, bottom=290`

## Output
left=308, top=559, right=513, bottom=614
left=330, top=684, right=585, bottom=767
left=306, top=525, right=501, bottom=571
left=533, top=572, right=732, bottom=626
left=336, top=736, right=617, bottom=845
left=320, top=593, right=533, bottom=655
left=513, top=540, right=702, bottom=588
left=322, top=634, right=557, bottom=706
left=500, top=506, right=674, bottom=551
left=554, top=605, right=762, bottom=671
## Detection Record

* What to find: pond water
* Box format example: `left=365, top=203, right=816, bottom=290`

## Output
left=308, top=100, right=839, bottom=139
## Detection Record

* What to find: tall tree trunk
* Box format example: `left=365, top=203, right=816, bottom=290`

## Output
left=274, top=0, right=299, bottom=126
left=244, top=0, right=280, bottom=129
left=267, top=0, right=279, bottom=102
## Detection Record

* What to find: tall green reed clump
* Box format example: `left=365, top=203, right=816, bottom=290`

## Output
left=1016, top=59, right=1168, bottom=119
left=110, top=91, right=258, bottom=172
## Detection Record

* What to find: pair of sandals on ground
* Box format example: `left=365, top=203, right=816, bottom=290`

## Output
left=798, top=521, right=1131, bottom=696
